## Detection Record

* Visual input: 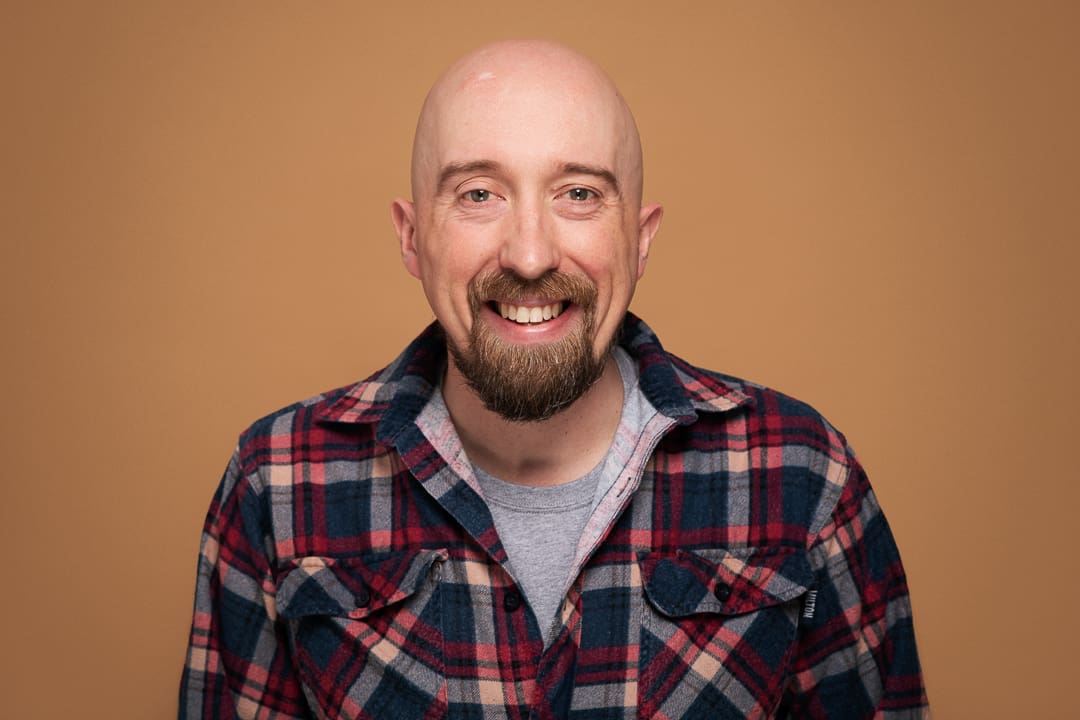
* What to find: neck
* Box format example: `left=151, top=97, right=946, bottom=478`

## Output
left=443, top=353, right=624, bottom=487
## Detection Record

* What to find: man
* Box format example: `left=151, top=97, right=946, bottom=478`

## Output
left=181, top=40, right=928, bottom=719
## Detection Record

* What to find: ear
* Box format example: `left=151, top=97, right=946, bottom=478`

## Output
left=635, top=203, right=663, bottom=279
left=391, top=198, right=421, bottom=279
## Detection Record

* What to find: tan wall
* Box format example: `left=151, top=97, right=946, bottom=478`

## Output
left=4, top=2, right=1077, bottom=717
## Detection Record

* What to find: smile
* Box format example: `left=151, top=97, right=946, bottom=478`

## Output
left=495, top=301, right=565, bottom=324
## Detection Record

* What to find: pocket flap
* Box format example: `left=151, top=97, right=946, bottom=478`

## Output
left=640, top=546, right=812, bottom=618
left=277, top=549, right=447, bottom=620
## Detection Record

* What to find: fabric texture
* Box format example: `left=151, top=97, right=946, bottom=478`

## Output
left=180, top=314, right=929, bottom=719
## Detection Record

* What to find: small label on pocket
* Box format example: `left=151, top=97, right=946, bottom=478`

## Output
left=801, top=590, right=818, bottom=620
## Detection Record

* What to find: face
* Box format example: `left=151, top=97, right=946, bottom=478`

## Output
left=393, top=48, right=662, bottom=420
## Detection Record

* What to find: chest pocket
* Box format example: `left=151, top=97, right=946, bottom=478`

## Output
left=276, top=549, right=448, bottom=720
left=637, top=546, right=812, bottom=720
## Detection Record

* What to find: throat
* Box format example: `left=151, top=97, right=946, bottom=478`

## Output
left=443, top=353, right=625, bottom=487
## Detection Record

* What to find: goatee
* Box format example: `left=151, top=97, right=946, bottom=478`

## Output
left=446, top=271, right=613, bottom=422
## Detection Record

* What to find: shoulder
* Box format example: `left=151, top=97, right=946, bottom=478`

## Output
left=220, top=323, right=445, bottom=498
left=665, top=355, right=859, bottom=536
left=675, top=354, right=851, bottom=455
left=231, top=376, right=383, bottom=482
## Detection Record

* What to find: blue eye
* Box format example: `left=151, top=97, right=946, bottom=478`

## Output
left=567, top=188, right=593, bottom=201
left=466, top=189, right=491, bottom=202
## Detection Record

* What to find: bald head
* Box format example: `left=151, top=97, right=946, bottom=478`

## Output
left=409, top=40, right=645, bottom=210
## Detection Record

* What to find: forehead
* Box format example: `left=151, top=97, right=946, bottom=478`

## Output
left=429, top=70, right=631, bottom=182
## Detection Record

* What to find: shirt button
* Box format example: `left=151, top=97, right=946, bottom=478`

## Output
left=714, top=582, right=732, bottom=602
left=503, top=590, right=523, bottom=612
left=355, top=586, right=371, bottom=607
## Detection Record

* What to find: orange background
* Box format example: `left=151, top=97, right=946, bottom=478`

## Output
left=3, top=2, right=1078, bottom=717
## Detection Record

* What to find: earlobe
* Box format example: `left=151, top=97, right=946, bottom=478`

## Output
left=391, top=198, right=421, bottom=279
left=636, top=203, right=663, bottom=279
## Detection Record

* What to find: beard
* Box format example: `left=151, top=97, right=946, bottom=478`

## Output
left=446, top=271, right=614, bottom=422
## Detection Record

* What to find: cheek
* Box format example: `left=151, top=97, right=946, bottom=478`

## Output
left=565, top=220, right=632, bottom=267
left=427, top=218, right=504, bottom=270
left=417, top=230, right=478, bottom=292
left=585, top=236, right=640, bottom=298
left=415, top=230, right=496, bottom=330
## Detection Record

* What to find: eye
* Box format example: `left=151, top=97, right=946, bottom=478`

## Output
left=466, top=189, right=491, bottom=202
left=566, top=187, right=594, bottom=201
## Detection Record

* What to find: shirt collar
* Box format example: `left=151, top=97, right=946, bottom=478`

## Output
left=315, top=313, right=751, bottom=438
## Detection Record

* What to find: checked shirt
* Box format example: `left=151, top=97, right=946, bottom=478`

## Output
left=180, top=315, right=928, bottom=719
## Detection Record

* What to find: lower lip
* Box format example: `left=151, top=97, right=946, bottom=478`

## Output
left=481, top=302, right=580, bottom=343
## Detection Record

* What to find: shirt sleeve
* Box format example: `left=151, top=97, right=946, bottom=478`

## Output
left=179, top=449, right=312, bottom=719
left=778, top=457, right=930, bottom=719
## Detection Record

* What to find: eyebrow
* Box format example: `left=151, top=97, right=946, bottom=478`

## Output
left=560, top=163, right=621, bottom=197
left=436, top=160, right=503, bottom=195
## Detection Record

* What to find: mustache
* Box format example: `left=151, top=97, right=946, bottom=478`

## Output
left=467, top=271, right=597, bottom=312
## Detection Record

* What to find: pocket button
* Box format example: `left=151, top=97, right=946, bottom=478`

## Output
left=503, top=590, right=523, bottom=612
left=713, top=582, right=732, bottom=602
left=355, top=586, right=371, bottom=607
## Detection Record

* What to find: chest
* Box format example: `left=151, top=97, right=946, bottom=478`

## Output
left=268, top=460, right=815, bottom=719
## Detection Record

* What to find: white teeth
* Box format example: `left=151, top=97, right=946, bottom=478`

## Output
left=498, top=302, right=565, bottom=324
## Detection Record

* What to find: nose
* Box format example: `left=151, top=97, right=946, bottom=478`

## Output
left=498, top=199, right=560, bottom=280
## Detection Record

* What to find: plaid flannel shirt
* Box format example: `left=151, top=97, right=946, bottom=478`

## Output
left=180, top=315, right=928, bottom=719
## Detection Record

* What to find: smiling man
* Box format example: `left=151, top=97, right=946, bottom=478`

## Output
left=180, top=40, right=928, bottom=719
left=390, top=42, right=661, bottom=485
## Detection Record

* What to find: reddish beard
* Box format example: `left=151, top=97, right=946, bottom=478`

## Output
left=446, top=271, right=610, bottom=422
